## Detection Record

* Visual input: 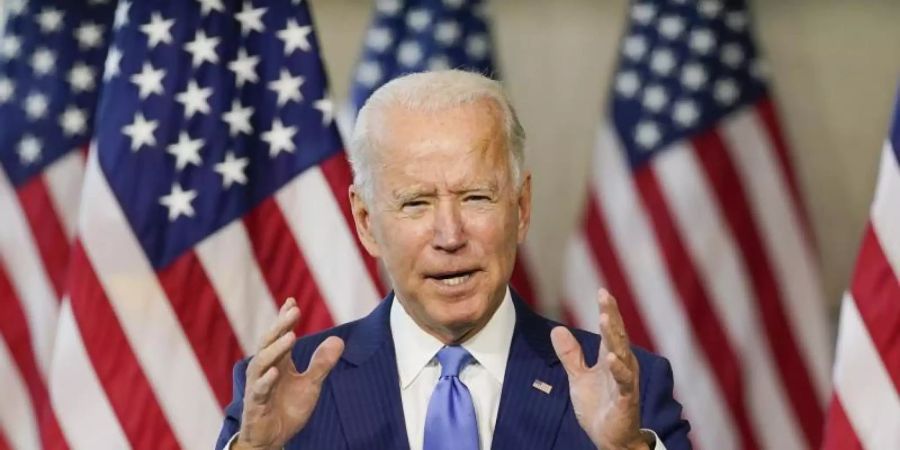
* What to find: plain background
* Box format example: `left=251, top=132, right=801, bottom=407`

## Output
left=309, top=0, right=900, bottom=321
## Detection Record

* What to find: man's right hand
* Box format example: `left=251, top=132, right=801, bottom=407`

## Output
left=234, top=298, right=345, bottom=450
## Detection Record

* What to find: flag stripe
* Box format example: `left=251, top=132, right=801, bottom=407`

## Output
left=0, top=428, right=11, bottom=450
left=690, top=127, right=823, bottom=446
left=49, top=300, right=131, bottom=450
left=195, top=220, right=279, bottom=355
left=66, top=242, right=180, bottom=450
left=721, top=110, right=832, bottom=400
left=871, top=141, right=900, bottom=281
left=156, top=251, right=246, bottom=407
left=243, top=197, right=336, bottom=334
left=821, top=395, right=863, bottom=450
left=42, top=149, right=87, bottom=239
left=561, top=234, right=606, bottom=332
left=16, top=176, right=71, bottom=298
left=0, top=332, right=41, bottom=450
left=510, top=251, right=539, bottom=308
left=653, top=141, right=806, bottom=450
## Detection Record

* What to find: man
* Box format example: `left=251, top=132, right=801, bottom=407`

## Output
left=215, top=70, right=691, bottom=450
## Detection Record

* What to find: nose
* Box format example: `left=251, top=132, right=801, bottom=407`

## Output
left=431, top=198, right=466, bottom=253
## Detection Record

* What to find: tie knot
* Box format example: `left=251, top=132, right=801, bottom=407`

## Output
left=436, top=345, right=473, bottom=378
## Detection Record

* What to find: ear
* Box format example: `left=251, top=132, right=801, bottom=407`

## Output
left=349, top=185, right=382, bottom=258
left=516, top=172, right=532, bottom=244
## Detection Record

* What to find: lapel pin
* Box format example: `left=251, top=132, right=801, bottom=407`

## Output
left=532, top=379, right=553, bottom=394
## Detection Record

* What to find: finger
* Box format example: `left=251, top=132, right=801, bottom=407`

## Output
left=249, top=366, right=280, bottom=404
left=597, top=290, right=631, bottom=360
left=605, top=352, right=636, bottom=395
left=248, top=330, right=296, bottom=385
left=258, top=298, right=299, bottom=352
left=302, top=336, right=345, bottom=383
left=550, top=326, right=587, bottom=376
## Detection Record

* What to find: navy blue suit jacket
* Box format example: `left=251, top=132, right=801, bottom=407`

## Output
left=216, top=292, right=691, bottom=449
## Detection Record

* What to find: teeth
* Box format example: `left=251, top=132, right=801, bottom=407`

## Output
left=439, top=274, right=470, bottom=286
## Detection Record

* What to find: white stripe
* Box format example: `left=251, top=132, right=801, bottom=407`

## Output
left=870, top=142, right=900, bottom=280
left=49, top=300, right=131, bottom=450
left=43, top=150, right=86, bottom=239
left=653, top=143, right=803, bottom=450
left=590, top=125, right=738, bottom=450
left=77, top=147, right=222, bottom=449
left=562, top=233, right=605, bottom=331
left=0, top=336, right=41, bottom=450
left=275, top=166, right=380, bottom=324
left=0, top=169, right=58, bottom=376
left=832, top=293, right=900, bottom=449
left=721, top=109, right=832, bottom=401
left=196, top=220, right=279, bottom=355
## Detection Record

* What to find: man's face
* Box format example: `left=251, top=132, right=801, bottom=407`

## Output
left=350, top=99, right=531, bottom=342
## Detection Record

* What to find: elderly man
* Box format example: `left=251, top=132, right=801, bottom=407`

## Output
left=216, top=70, right=691, bottom=450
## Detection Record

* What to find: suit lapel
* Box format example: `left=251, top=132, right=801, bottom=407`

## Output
left=492, top=294, right=571, bottom=450
left=330, top=295, right=410, bottom=450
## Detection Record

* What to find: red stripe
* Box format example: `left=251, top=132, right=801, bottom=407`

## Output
left=0, top=262, right=69, bottom=450
left=692, top=129, right=824, bottom=446
left=16, top=176, right=71, bottom=298
left=0, top=428, right=9, bottom=450
left=850, top=223, right=900, bottom=390
left=319, top=152, right=387, bottom=296
left=156, top=251, right=246, bottom=407
left=582, top=193, right=654, bottom=351
left=510, top=252, right=537, bottom=307
left=821, top=394, right=864, bottom=450
left=634, top=166, right=760, bottom=449
left=244, top=197, right=335, bottom=334
left=66, top=241, right=180, bottom=450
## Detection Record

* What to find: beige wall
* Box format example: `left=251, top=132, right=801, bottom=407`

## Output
left=309, top=0, right=900, bottom=317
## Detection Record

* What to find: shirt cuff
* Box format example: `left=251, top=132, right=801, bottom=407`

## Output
left=642, top=428, right=667, bottom=450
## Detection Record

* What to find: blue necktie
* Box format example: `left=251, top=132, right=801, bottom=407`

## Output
left=423, top=345, right=479, bottom=450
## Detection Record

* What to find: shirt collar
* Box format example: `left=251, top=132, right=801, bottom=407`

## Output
left=390, top=287, right=516, bottom=389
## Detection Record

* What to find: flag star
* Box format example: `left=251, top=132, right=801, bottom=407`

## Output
left=167, top=131, right=204, bottom=170
left=428, top=55, right=450, bottom=71
left=649, top=48, right=676, bottom=76
left=141, top=12, right=175, bottom=48
left=89, top=0, right=112, bottom=5
left=196, top=0, right=225, bottom=15
left=0, top=77, right=14, bottom=103
left=376, top=0, right=402, bottom=15
left=366, top=28, right=394, bottom=52
left=122, top=112, right=158, bottom=151
left=642, top=84, right=668, bottom=112
left=680, top=63, right=707, bottom=90
left=278, top=19, right=312, bottom=55
left=17, top=135, right=42, bottom=165
left=673, top=99, right=700, bottom=127
left=159, top=183, right=198, bottom=222
left=268, top=69, right=304, bottom=107
left=24, top=92, right=49, bottom=120
left=721, top=43, right=745, bottom=68
left=262, top=119, right=298, bottom=157
left=104, top=46, right=122, bottom=81
left=114, top=1, right=132, bottom=30
left=615, top=70, right=641, bottom=98
left=36, top=7, right=65, bottom=34
left=466, top=34, right=490, bottom=60
left=31, top=48, right=56, bottom=76
left=356, top=61, right=382, bottom=87
left=631, top=3, right=657, bottom=25
left=75, top=22, right=105, bottom=50
left=750, top=59, right=770, bottom=80
left=60, top=106, right=88, bottom=136
left=714, top=78, right=740, bottom=105
left=689, top=29, right=715, bottom=55
left=235, top=2, right=268, bottom=36
left=130, top=62, right=166, bottom=99
left=184, top=30, right=220, bottom=67
left=726, top=12, right=748, bottom=31
left=228, top=48, right=260, bottom=87
left=658, top=15, right=685, bottom=40
left=313, top=97, right=334, bottom=126
left=222, top=100, right=254, bottom=136
left=0, top=35, right=22, bottom=59
left=5, top=0, right=27, bottom=17
left=443, top=0, right=464, bottom=8
left=699, top=0, right=723, bottom=19
left=214, top=152, right=249, bottom=188
left=398, top=41, right=423, bottom=67
left=435, top=20, right=461, bottom=46
left=635, top=120, right=661, bottom=149
left=406, top=9, right=432, bottom=32
left=622, top=35, right=648, bottom=61
left=176, top=80, right=213, bottom=118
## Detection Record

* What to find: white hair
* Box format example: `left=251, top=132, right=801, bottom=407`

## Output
left=348, top=70, right=526, bottom=203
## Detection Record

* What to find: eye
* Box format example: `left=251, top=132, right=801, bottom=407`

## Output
left=401, top=199, right=428, bottom=209
left=464, top=194, right=492, bottom=202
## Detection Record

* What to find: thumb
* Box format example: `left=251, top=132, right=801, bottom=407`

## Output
left=551, top=326, right=586, bottom=377
left=302, top=336, right=345, bottom=383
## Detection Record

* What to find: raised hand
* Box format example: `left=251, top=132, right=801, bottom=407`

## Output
left=550, top=290, right=653, bottom=450
left=234, top=298, right=345, bottom=450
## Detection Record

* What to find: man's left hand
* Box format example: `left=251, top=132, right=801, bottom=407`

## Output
left=550, top=289, right=653, bottom=450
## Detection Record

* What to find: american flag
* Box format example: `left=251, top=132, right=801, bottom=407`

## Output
left=42, top=1, right=383, bottom=448
left=561, top=1, right=831, bottom=448
left=0, top=0, right=115, bottom=448
left=348, top=0, right=542, bottom=308
left=821, top=86, right=900, bottom=449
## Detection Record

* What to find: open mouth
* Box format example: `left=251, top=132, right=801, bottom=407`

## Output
left=427, top=269, right=479, bottom=287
